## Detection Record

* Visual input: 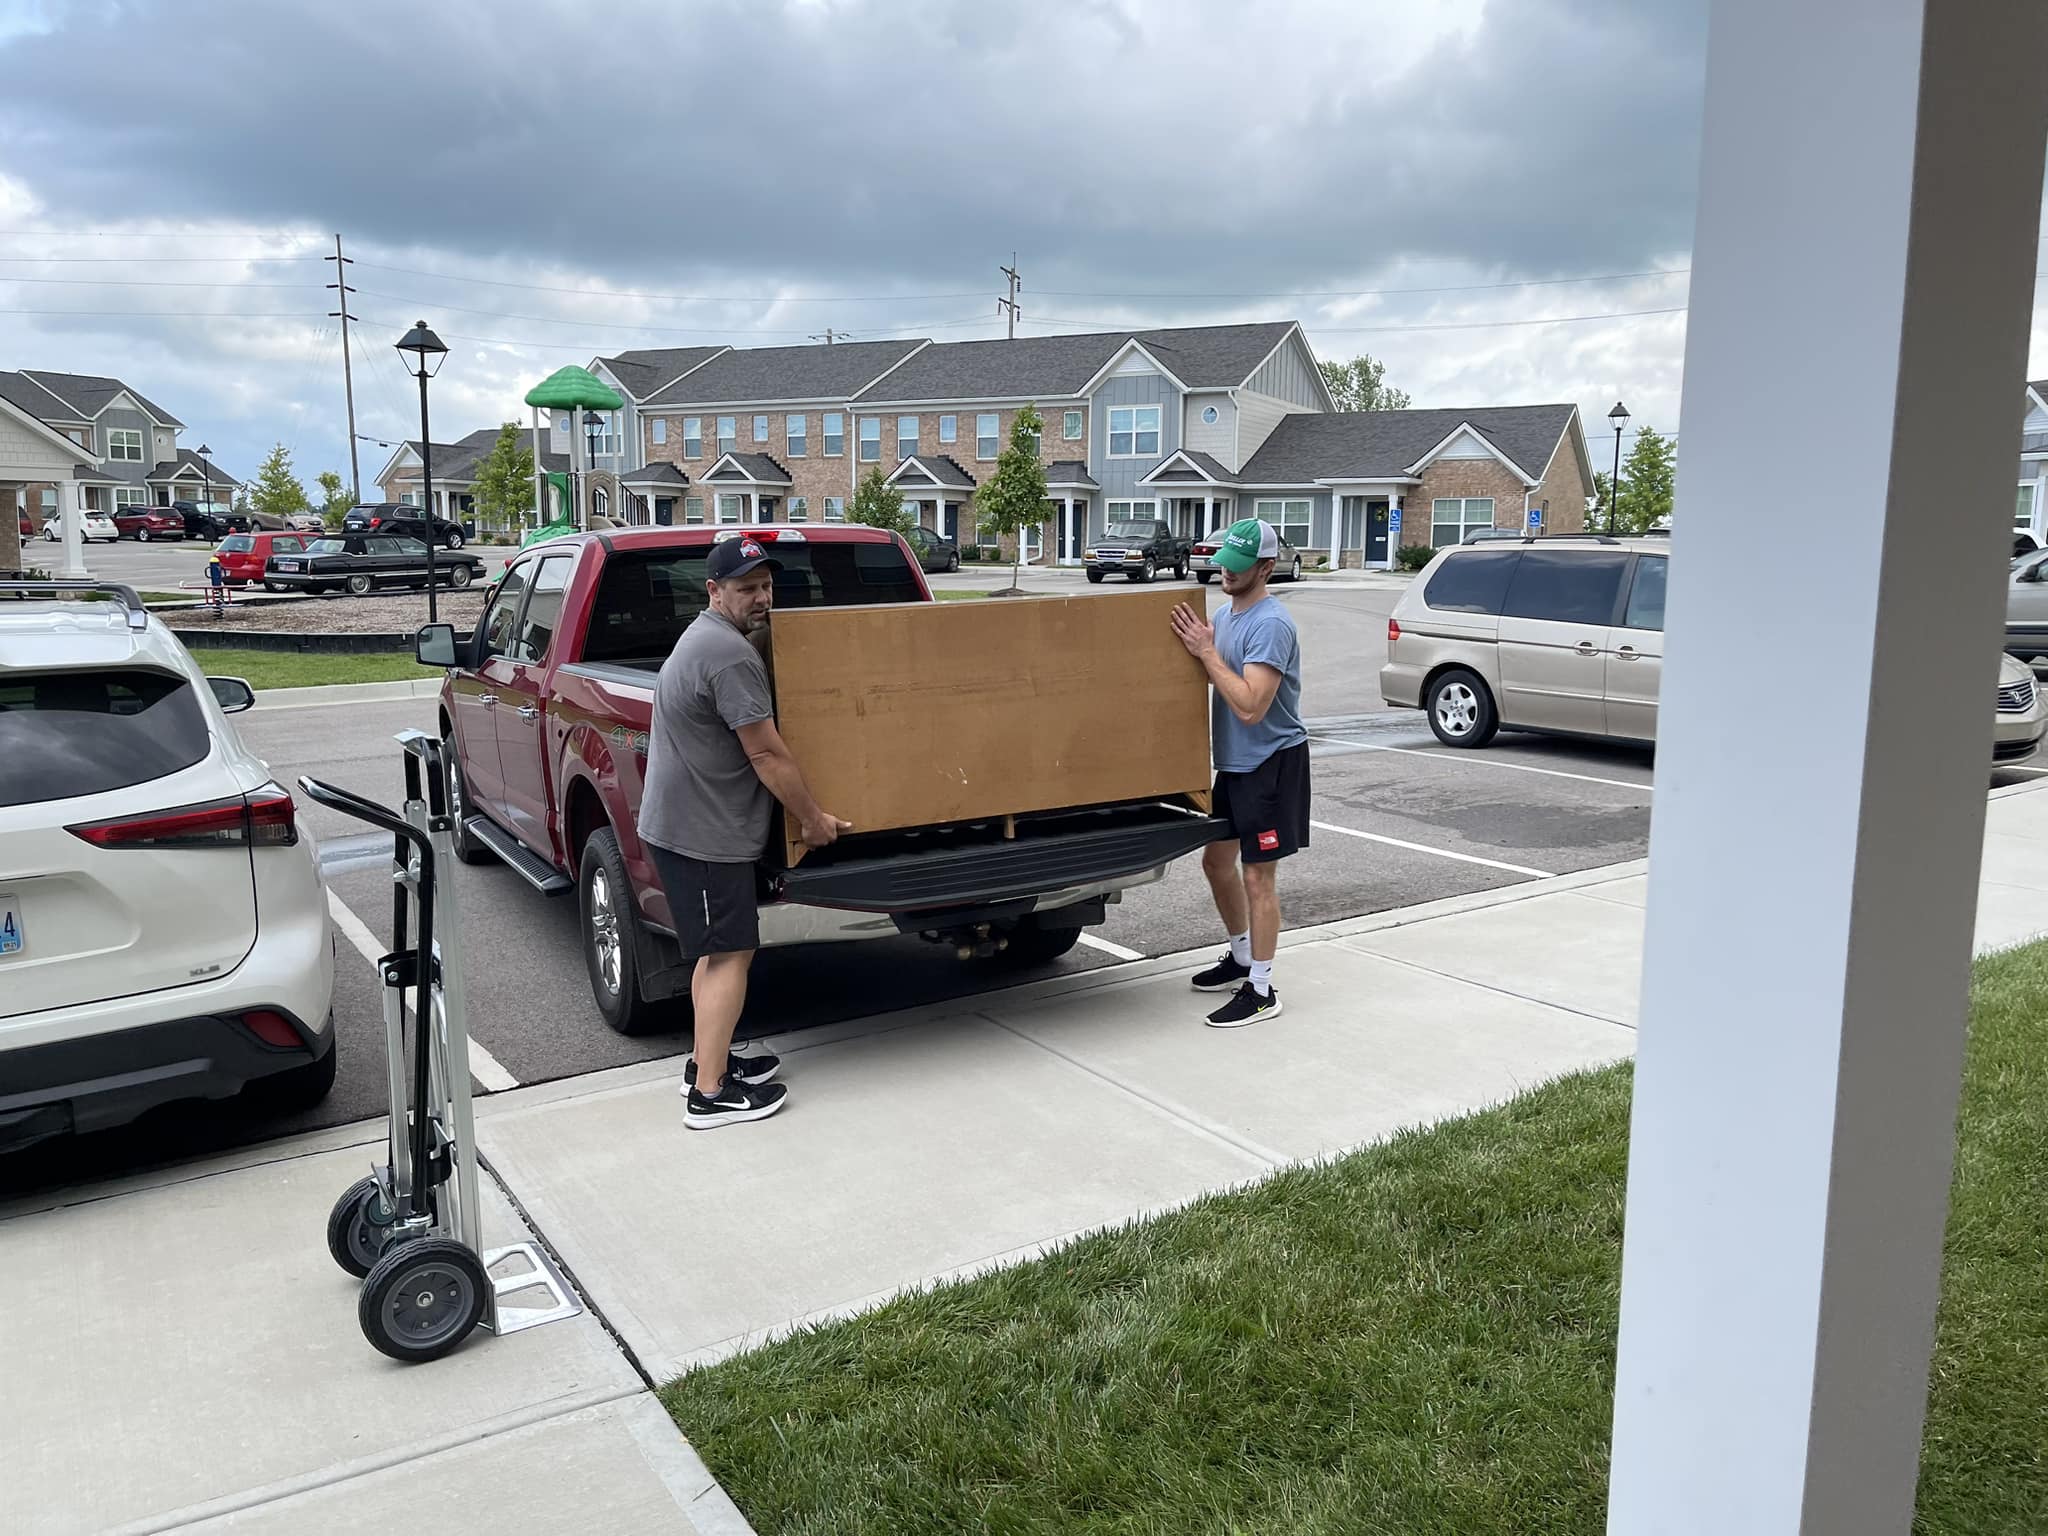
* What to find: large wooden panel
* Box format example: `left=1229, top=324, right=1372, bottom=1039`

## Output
left=769, top=587, right=1211, bottom=863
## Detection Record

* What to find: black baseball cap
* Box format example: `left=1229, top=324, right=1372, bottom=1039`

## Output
left=707, top=534, right=782, bottom=582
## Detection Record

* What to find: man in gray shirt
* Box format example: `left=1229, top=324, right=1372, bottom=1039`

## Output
left=638, top=535, right=849, bottom=1129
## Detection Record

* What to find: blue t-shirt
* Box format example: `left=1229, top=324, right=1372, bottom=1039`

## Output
left=1211, top=595, right=1306, bottom=772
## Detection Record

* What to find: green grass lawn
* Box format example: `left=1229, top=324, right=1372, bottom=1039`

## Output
left=930, top=589, right=992, bottom=601
left=663, top=944, right=2048, bottom=1535
left=184, top=647, right=436, bottom=690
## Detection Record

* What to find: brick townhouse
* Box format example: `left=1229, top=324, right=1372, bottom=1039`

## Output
left=527, top=321, right=1592, bottom=568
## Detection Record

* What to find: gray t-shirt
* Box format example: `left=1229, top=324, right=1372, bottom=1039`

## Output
left=637, top=609, right=776, bottom=863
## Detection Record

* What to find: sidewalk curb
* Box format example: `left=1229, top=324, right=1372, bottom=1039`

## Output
left=249, top=676, right=443, bottom=709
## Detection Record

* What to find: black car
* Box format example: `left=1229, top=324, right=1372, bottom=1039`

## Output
left=171, top=499, right=249, bottom=540
left=342, top=502, right=467, bottom=549
left=264, top=533, right=484, bottom=595
left=903, top=524, right=961, bottom=573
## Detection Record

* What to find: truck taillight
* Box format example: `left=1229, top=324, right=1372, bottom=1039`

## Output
left=1388, top=619, right=1401, bottom=643
left=69, top=786, right=299, bottom=849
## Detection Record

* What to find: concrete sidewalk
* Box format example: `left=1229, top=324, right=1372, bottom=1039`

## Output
left=8, top=782, right=2046, bottom=1534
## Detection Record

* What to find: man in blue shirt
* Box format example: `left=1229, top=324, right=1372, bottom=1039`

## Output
left=1171, top=518, right=1309, bottom=1027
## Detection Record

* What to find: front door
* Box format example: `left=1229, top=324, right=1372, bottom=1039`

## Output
left=493, top=553, right=575, bottom=854
left=654, top=497, right=674, bottom=526
left=1366, top=499, right=1390, bottom=565
left=453, top=560, right=534, bottom=812
left=937, top=501, right=958, bottom=541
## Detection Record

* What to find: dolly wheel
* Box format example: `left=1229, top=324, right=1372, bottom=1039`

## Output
left=326, top=1174, right=397, bottom=1278
left=358, top=1237, right=489, bottom=1363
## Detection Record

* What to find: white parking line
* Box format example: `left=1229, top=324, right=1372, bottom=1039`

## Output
left=1307, top=733, right=1651, bottom=792
left=1308, top=819, right=1553, bottom=878
left=1077, top=932, right=1145, bottom=962
left=324, top=887, right=521, bottom=1092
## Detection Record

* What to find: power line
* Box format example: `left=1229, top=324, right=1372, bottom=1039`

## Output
left=352, top=260, right=986, bottom=305
left=327, top=233, right=363, bottom=504
left=1023, top=306, right=1693, bottom=335
left=0, top=273, right=319, bottom=287
left=1030, top=268, right=1694, bottom=300
left=0, top=305, right=320, bottom=319
left=0, top=252, right=325, bottom=264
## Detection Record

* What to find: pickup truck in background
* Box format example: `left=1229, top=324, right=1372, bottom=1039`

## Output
left=416, top=523, right=1225, bottom=1034
left=1084, top=519, right=1192, bottom=583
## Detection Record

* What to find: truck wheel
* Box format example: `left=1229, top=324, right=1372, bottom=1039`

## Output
left=1132, top=556, right=1155, bottom=583
left=995, top=923, right=1085, bottom=967
left=1174, top=559, right=1188, bottom=579
left=1197, top=571, right=1214, bottom=584
left=580, top=826, right=671, bottom=1036
left=1085, top=570, right=1105, bottom=584
left=442, top=731, right=494, bottom=866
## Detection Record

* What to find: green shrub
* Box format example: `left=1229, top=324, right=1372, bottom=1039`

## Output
left=1395, top=544, right=1436, bottom=572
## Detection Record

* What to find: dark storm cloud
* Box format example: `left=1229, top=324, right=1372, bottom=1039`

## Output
left=0, top=0, right=1709, bottom=295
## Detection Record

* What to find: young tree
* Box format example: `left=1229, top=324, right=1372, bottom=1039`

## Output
left=848, top=464, right=913, bottom=536
left=248, top=442, right=309, bottom=524
left=470, top=423, right=534, bottom=536
left=1614, top=427, right=1677, bottom=533
left=315, top=469, right=349, bottom=525
left=1589, top=470, right=1614, bottom=528
left=975, top=406, right=1050, bottom=593
left=1318, top=353, right=1411, bottom=412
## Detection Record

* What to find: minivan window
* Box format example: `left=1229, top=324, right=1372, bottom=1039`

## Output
left=1423, top=548, right=1521, bottom=615
left=1501, top=549, right=1631, bottom=625
left=0, top=669, right=211, bottom=808
left=1623, top=555, right=1668, bottom=632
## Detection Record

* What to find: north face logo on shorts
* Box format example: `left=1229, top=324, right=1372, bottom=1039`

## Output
left=1257, top=830, right=1280, bottom=851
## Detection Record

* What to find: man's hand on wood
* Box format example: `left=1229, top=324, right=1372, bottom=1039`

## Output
left=1171, top=601, right=1215, bottom=660
left=801, top=811, right=854, bottom=849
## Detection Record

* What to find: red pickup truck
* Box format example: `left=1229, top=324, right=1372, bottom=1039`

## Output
left=414, top=523, right=1224, bottom=1033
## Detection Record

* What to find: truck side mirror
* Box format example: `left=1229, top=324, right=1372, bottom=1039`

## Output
left=416, top=623, right=460, bottom=668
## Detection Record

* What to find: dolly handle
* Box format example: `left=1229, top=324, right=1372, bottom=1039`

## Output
left=298, top=775, right=430, bottom=850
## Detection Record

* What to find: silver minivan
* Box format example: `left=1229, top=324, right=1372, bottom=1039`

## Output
left=1383, top=537, right=2044, bottom=760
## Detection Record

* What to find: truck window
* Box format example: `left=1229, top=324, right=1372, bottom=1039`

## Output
left=512, top=556, right=574, bottom=664
left=580, top=542, right=923, bottom=666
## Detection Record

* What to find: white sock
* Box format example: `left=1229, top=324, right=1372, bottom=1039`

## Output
left=1228, top=931, right=1252, bottom=967
left=1250, top=959, right=1273, bottom=997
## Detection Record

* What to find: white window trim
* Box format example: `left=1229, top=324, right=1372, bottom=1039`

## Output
left=786, top=414, right=806, bottom=456
left=1255, top=496, right=1314, bottom=545
left=715, top=494, right=745, bottom=523
left=788, top=495, right=809, bottom=523
left=111, top=486, right=147, bottom=509
left=823, top=412, right=845, bottom=457
left=716, top=417, right=737, bottom=454
left=753, top=415, right=770, bottom=444
left=822, top=495, right=845, bottom=523
left=1105, top=499, right=1159, bottom=522
left=976, top=412, right=1000, bottom=460
left=651, top=418, right=667, bottom=445
left=107, top=427, right=145, bottom=463
left=684, top=495, right=705, bottom=524
left=683, top=418, right=703, bottom=459
left=1063, top=409, right=1083, bottom=441
left=1107, top=405, right=1163, bottom=459
left=939, top=414, right=957, bottom=444
left=1430, top=496, right=1498, bottom=545
left=897, top=416, right=919, bottom=460
left=859, top=416, right=882, bottom=461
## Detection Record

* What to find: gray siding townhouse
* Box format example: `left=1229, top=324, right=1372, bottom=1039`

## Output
left=0, top=368, right=238, bottom=531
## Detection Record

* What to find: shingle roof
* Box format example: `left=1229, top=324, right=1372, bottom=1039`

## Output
left=1141, top=448, right=1238, bottom=485
left=647, top=339, right=927, bottom=406
left=2030, top=379, right=2048, bottom=399
left=599, top=346, right=728, bottom=401
left=853, top=321, right=1301, bottom=403
left=1239, top=406, right=1579, bottom=484
left=0, top=370, right=67, bottom=424
left=1131, top=322, right=1298, bottom=389
left=1042, top=460, right=1099, bottom=489
left=702, top=452, right=791, bottom=484
left=386, top=426, right=567, bottom=483
left=887, top=454, right=976, bottom=489
left=151, top=447, right=242, bottom=487
left=621, top=461, right=689, bottom=487
left=18, top=368, right=182, bottom=426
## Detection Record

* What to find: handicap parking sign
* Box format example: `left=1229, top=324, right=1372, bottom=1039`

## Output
left=1527, top=507, right=1543, bottom=529
left=1388, top=507, right=1402, bottom=531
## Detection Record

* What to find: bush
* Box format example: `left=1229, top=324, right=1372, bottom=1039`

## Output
left=1395, top=544, right=1436, bottom=572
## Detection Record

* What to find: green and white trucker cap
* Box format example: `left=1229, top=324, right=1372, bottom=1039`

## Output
left=1215, top=517, right=1280, bottom=572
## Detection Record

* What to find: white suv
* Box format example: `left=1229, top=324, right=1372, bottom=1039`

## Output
left=0, top=583, right=335, bottom=1152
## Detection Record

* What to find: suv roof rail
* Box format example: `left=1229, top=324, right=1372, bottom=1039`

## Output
left=0, top=577, right=150, bottom=630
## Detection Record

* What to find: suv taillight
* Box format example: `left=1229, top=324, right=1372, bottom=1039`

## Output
left=1388, top=618, right=1402, bottom=643
left=368, top=516, right=383, bottom=528
left=68, top=786, right=299, bottom=849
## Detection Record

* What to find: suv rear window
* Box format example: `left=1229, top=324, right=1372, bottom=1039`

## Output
left=1423, top=548, right=1521, bottom=614
left=0, top=669, right=211, bottom=808
left=581, top=542, right=924, bottom=665
left=1501, top=549, right=1631, bottom=625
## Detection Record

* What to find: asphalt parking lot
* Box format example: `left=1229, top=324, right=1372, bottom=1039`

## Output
left=5, top=569, right=2040, bottom=1192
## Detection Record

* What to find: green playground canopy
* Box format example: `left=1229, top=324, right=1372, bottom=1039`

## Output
left=523, top=365, right=623, bottom=411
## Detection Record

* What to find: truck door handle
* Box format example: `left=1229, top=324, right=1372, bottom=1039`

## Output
left=478, top=693, right=498, bottom=707
left=517, top=705, right=539, bottom=722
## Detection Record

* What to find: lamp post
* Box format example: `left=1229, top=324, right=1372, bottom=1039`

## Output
left=583, top=410, right=606, bottom=525
left=1606, top=400, right=1631, bottom=535
left=196, top=443, right=212, bottom=527
left=396, top=320, right=449, bottom=621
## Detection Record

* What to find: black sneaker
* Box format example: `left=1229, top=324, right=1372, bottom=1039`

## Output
left=1205, top=981, right=1283, bottom=1028
left=682, top=1047, right=781, bottom=1091
left=1191, top=952, right=1251, bottom=993
left=685, top=1076, right=789, bottom=1130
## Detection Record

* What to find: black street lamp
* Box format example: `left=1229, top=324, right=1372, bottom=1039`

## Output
left=196, top=442, right=212, bottom=526
left=583, top=410, right=606, bottom=524
left=1606, top=400, right=1631, bottom=535
left=395, top=320, right=449, bottom=620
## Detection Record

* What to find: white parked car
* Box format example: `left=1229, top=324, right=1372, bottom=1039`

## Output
left=0, top=581, right=335, bottom=1152
left=42, top=511, right=119, bottom=544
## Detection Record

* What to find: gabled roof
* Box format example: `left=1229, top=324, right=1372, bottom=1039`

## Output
left=598, top=346, right=729, bottom=401
left=1132, top=321, right=1300, bottom=389
left=0, top=387, right=106, bottom=465
left=885, top=454, right=977, bottom=490
left=700, top=451, right=792, bottom=485
left=1238, top=405, right=1580, bottom=485
left=855, top=332, right=1130, bottom=402
left=1139, top=448, right=1238, bottom=486
left=378, top=426, right=567, bottom=487
left=1043, top=460, right=1099, bottom=489
left=17, top=368, right=182, bottom=426
left=647, top=339, right=928, bottom=407
left=150, top=447, right=241, bottom=488
left=621, top=461, right=689, bottom=488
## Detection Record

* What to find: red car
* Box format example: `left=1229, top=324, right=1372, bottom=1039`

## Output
left=216, top=530, right=320, bottom=588
left=113, top=508, right=184, bottom=542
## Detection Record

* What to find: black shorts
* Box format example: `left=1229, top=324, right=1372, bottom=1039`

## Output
left=1212, top=741, right=1312, bottom=865
left=647, top=845, right=761, bottom=959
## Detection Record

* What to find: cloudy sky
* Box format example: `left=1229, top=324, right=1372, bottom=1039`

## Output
left=1, top=0, right=2022, bottom=495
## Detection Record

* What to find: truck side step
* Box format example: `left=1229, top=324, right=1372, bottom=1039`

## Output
left=465, top=817, right=573, bottom=895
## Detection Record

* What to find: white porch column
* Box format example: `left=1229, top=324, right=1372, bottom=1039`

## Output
left=58, top=478, right=87, bottom=579
left=1063, top=495, right=1074, bottom=563
left=1606, top=3, right=2048, bottom=1534
left=1328, top=490, right=1342, bottom=570
left=747, top=490, right=759, bottom=523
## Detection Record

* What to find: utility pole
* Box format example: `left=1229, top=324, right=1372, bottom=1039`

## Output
left=809, top=327, right=849, bottom=344
left=998, top=254, right=1022, bottom=339
left=326, top=233, right=362, bottom=505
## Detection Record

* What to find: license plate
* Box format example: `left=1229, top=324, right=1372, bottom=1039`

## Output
left=276, top=561, right=300, bottom=572
left=0, top=894, right=22, bottom=957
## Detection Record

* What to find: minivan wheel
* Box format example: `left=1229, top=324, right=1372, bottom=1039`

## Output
left=1426, top=669, right=1500, bottom=748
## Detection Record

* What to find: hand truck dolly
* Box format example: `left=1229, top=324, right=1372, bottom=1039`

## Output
left=299, top=730, right=580, bottom=1363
